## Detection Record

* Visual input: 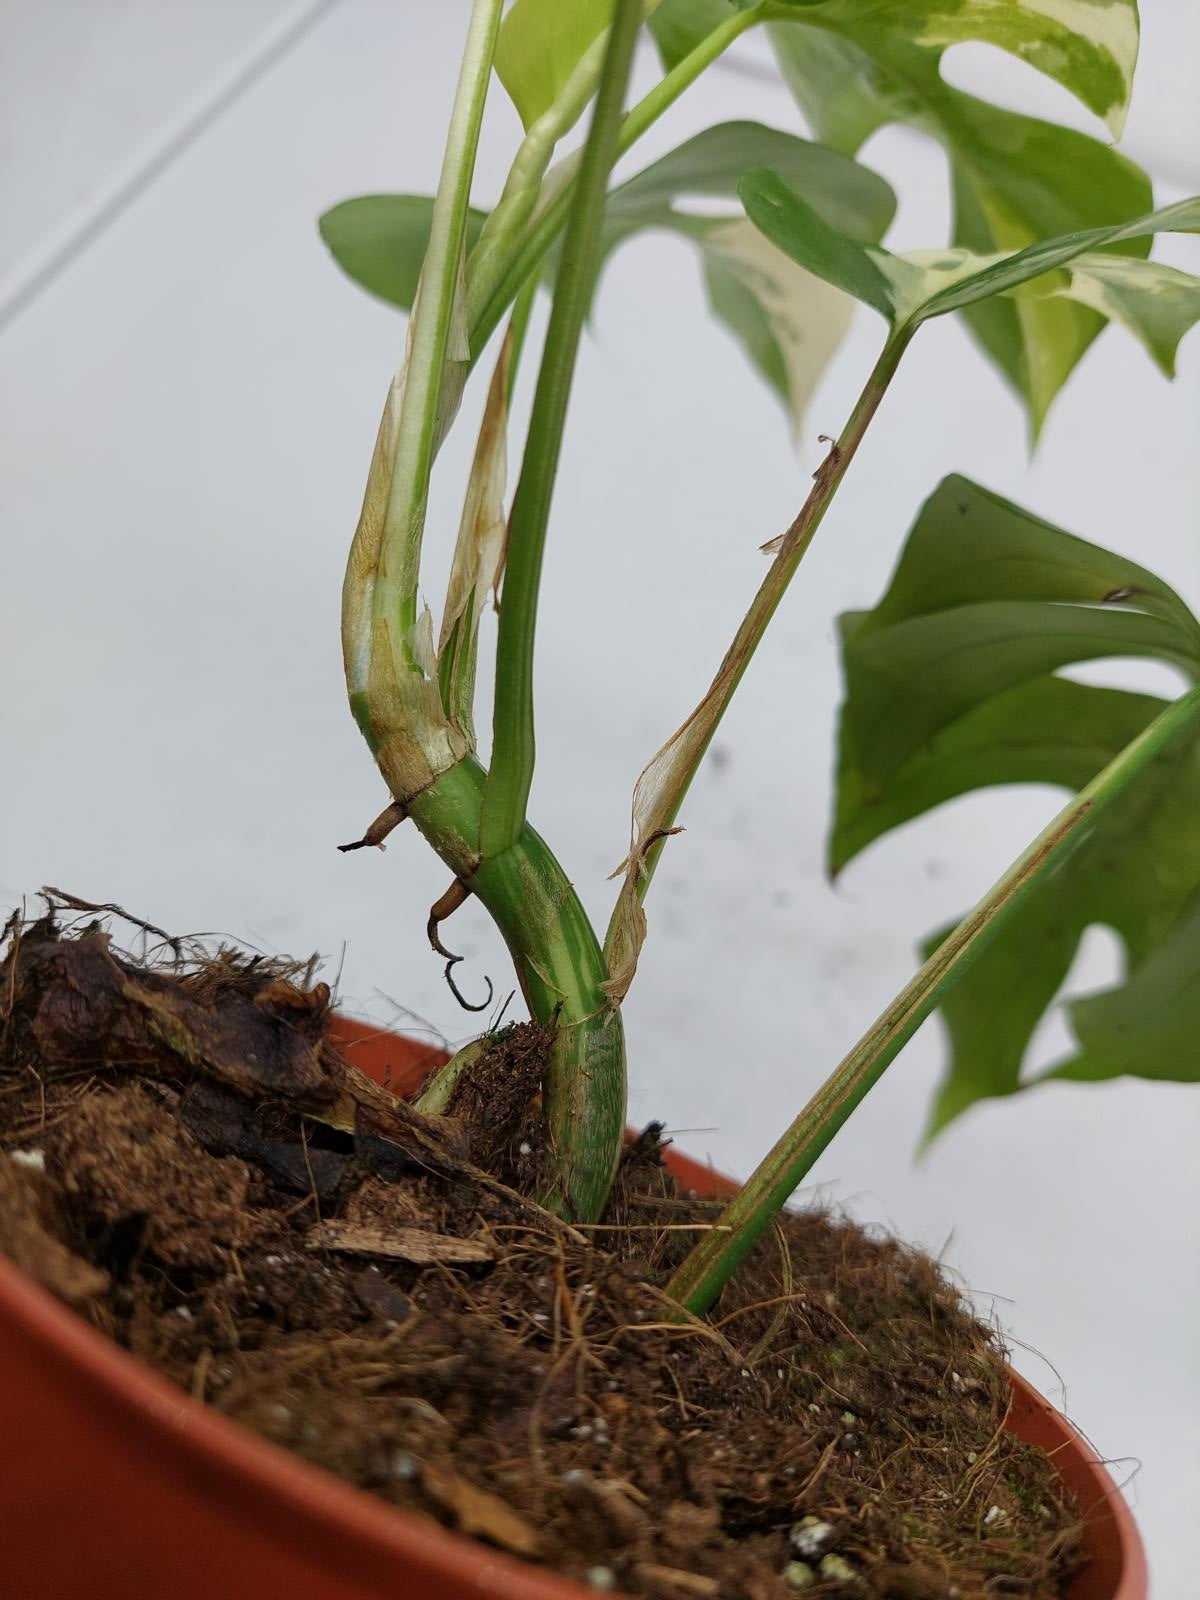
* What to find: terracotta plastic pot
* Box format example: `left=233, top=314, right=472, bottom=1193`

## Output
left=0, top=1016, right=1146, bottom=1599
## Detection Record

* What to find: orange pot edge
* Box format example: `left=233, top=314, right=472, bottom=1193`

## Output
left=0, top=1015, right=1146, bottom=1600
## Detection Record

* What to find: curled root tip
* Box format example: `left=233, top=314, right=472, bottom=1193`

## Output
left=427, top=918, right=460, bottom=962
left=443, top=956, right=494, bottom=1013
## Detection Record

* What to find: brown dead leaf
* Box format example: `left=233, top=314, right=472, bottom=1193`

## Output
left=307, top=1221, right=494, bottom=1266
left=419, top=1460, right=540, bottom=1557
left=633, top=1564, right=719, bottom=1598
left=16, top=923, right=470, bottom=1180
left=437, top=325, right=513, bottom=742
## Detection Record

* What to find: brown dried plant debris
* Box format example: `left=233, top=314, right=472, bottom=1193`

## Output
left=0, top=914, right=1085, bottom=1600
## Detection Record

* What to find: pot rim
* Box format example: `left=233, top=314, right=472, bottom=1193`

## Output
left=0, top=1014, right=1147, bottom=1600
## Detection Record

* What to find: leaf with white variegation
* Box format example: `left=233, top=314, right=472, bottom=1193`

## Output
left=598, top=121, right=895, bottom=430
left=321, top=124, right=896, bottom=435
left=761, top=0, right=1148, bottom=432
left=739, top=179, right=1200, bottom=366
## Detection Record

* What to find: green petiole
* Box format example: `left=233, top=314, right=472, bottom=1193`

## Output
left=666, top=681, right=1200, bottom=1314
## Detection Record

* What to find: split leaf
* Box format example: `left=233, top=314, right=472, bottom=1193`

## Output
left=1052, top=892, right=1200, bottom=1085
left=319, top=124, right=896, bottom=433
left=599, top=120, right=896, bottom=430
left=739, top=181, right=1200, bottom=352
left=764, top=0, right=1148, bottom=432
left=832, top=476, right=1200, bottom=1136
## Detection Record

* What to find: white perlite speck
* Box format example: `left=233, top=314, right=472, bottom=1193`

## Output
left=789, top=1517, right=835, bottom=1559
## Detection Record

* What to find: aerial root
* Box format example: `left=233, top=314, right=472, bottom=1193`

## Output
left=427, top=879, right=494, bottom=1014
left=337, top=800, right=408, bottom=853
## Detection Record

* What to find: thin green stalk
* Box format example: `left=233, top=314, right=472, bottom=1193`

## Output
left=481, top=0, right=645, bottom=858
left=373, top=0, right=503, bottom=658
left=603, top=333, right=910, bottom=983
left=469, top=6, right=644, bottom=304
left=466, top=6, right=759, bottom=360
left=666, top=681, right=1200, bottom=1315
left=405, top=757, right=626, bottom=1223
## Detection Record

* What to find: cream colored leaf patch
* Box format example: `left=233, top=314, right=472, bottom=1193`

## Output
left=908, top=0, right=1138, bottom=136
left=1030, top=254, right=1200, bottom=377
left=897, top=241, right=1200, bottom=376
left=702, top=218, right=855, bottom=437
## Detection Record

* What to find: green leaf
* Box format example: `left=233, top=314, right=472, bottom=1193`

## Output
left=494, top=0, right=615, bottom=129
left=855, top=477, right=1199, bottom=640
left=839, top=604, right=1199, bottom=813
left=319, top=125, right=896, bottom=430
left=740, top=175, right=1200, bottom=358
left=600, top=121, right=896, bottom=427
left=605, top=118, right=894, bottom=240
left=831, top=475, right=1200, bottom=1133
left=767, top=0, right=1150, bottom=429
left=1050, top=893, right=1200, bottom=1084
left=648, top=1, right=768, bottom=70
left=769, top=22, right=915, bottom=152
left=832, top=674, right=1157, bottom=869
left=940, top=96, right=1152, bottom=431
left=919, top=895, right=1080, bottom=1134
left=924, top=719, right=1200, bottom=1132
left=784, top=0, right=1139, bottom=137
left=319, top=197, right=488, bottom=309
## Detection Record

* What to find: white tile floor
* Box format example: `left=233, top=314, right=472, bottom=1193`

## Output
left=2, top=3, right=1198, bottom=1594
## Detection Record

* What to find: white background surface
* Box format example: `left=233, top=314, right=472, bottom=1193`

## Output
left=2, top=3, right=1197, bottom=1593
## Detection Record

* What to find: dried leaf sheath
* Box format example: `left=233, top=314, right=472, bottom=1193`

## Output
left=438, top=327, right=515, bottom=741
left=604, top=338, right=909, bottom=1005
left=341, top=349, right=471, bottom=806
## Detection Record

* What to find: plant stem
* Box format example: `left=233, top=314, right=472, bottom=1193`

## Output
left=405, top=757, right=627, bottom=1223
left=666, top=680, right=1200, bottom=1315
left=604, top=332, right=910, bottom=982
left=466, top=7, right=759, bottom=360
left=468, top=7, right=635, bottom=306
left=481, top=0, right=645, bottom=858
left=372, top=0, right=503, bottom=658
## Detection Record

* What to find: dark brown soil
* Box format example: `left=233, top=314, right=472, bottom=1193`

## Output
left=0, top=910, right=1085, bottom=1600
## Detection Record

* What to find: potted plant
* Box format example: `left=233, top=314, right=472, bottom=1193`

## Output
left=2, top=1, right=1196, bottom=1595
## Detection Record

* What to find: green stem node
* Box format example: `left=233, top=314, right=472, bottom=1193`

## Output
left=405, top=758, right=627, bottom=1223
